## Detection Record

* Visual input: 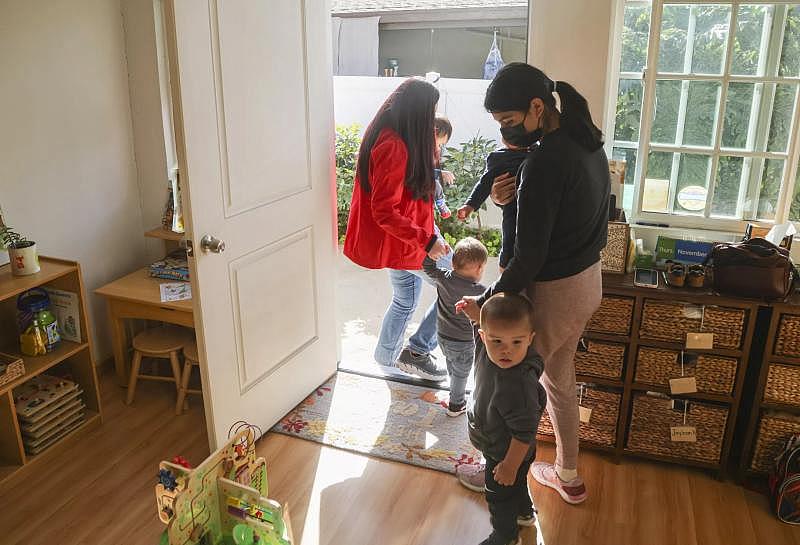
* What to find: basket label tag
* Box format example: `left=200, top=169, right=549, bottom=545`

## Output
left=686, top=332, right=714, bottom=349
left=670, top=426, right=697, bottom=442
left=579, top=405, right=592, bottom=424
left=669, top=377, right=698, bottom=394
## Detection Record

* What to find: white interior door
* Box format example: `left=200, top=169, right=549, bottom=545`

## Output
left=165, top=0, right=338, bottom=448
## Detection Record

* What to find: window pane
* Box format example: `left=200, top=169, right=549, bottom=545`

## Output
left=658, top=5, right=691, bottom=73
left=722, top=82, right=756, bottom=149
left=754, top=159, right=785, bottom=220
left=790, top=164, right=800, bottom=222
left=691, top=5, right=731, bottom=75
left=612, top=147, right=638, bottom=211
left=683, top=81, right=721, bottom=147
left=768, top=84, right=799, bottom=153
left=615, top=79, right=644, bottom=142
left=779, top=5, right=800, bottom=77
left=620, top=4, right=651, bottom=73
left=652, top=80, right=681, bottom=144
left=711, top=156, right=745, bottom=218
left=731, top=4, right=772, bottom=76
left=674, top=154, right=711, bottom=216
left=643, top=151, right=674, bottom=213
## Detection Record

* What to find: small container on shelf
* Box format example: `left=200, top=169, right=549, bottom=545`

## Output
left=17, top=288, right=61, bottom=356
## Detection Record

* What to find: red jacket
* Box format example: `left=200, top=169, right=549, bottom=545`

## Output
left=344, top=128, right=434, bottom=270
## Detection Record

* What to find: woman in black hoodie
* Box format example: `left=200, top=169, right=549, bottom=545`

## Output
left=458, top=63, right=609, bottom=505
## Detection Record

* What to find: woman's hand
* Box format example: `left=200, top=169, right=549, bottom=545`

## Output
left=428, top=238, right=450, bottom=261
left=490, top=173, right=517, bottom=206
left=441, top=170, right=455, bottom=186
left=456, top=296, right=480, bottom=322
left=456, top=205, right=474, bottom=221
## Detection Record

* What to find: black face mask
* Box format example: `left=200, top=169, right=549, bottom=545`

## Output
left=500, top=113, right=542, bottom=148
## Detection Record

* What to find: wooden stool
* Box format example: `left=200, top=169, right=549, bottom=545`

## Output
left=176, top=339, right=202, bottom=415
left=126, top=326, right=189, bottom=405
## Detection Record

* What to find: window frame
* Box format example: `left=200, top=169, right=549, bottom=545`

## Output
left=606, top=0, right=800, bottom=232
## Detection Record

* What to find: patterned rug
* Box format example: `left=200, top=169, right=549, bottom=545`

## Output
left=272, top=372, right=481, bottom=474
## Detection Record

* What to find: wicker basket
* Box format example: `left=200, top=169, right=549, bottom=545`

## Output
left=775, top=314, right=800, bottom=358
left=538, top=385, right=621, bottom=447
left=0, top=353, right=25, bottom=388
left=575, top=340, right=625, bottom=380
left=586, top=296, right=635, bottom=336
left=750, top=412, right=800, bottom=472
left=634, top=347, right=738, bottom=396
left=764, top=363, right=800, bottom=406
left=600, top=222, right=630, bottom=274
left=639, top=300, right=746, bottom=349
left=626, top=392, right=728, bottom=464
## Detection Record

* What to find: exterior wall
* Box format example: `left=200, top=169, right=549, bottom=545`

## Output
left=378, top=27, right=526, bottom=79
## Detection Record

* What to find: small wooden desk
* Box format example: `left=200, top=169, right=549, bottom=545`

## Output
left=96, top=267, right=193, bottom=385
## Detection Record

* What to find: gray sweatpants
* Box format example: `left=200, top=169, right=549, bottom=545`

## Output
left=527, top=261, right=602, bottom=471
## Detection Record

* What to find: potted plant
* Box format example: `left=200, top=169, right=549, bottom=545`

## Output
left=0, top=221, right=39, bottom=276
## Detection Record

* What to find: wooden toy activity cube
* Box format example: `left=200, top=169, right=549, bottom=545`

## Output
left=155, top=423, right=290, bottom=545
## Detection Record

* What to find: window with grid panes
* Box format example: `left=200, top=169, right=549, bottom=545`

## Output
left=610, top=1, right=800, bottom=229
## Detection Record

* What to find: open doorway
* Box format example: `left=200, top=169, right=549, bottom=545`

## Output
left=330, top=1, right=530, bottom=387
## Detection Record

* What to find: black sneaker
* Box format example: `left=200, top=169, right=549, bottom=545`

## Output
left=396, top=348, right=448, bottom=381
left=447, top=400, right=467, bottom=417
left=478, top=533, right=521, bottom=545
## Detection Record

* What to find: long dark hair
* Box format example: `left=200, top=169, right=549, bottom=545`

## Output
left=484, top=62, right=604, bottom=152
left=356, top=78, right=440, bottom=200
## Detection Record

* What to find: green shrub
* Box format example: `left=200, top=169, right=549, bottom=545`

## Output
left=336, top=124, right=361, bottom=241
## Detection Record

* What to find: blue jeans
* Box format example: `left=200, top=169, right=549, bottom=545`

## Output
left=439, top=337, right=474, bottom=405
left=374, top=250, right=453, bottom=366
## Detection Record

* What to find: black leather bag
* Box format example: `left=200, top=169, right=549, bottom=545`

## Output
left=705, top=238, right=796, bottom=300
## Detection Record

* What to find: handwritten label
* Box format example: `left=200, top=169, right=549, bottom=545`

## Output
left=579, top=406, right=592, bottom=424
left=669, top=376, right=698, bottom=395
left=686, top=332, right=714, bottom=349
left=670, top=426, right=697, bottom=443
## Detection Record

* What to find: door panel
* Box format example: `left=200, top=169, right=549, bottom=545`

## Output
left=217, top=0, right=313, bottom=213
left=230, top=228, right=318, bottom=391
left=167, top=0, right=337, bottom=448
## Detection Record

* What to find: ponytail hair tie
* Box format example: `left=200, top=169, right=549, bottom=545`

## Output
left=552, top=80, right=558, bottom=93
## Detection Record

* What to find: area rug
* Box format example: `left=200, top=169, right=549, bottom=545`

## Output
left=272, top=372, right=481, bottom=474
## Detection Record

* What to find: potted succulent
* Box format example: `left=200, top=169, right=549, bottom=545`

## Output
left=0, top=215, right=39, bottom=276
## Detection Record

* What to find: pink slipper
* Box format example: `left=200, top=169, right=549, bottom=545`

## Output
left=530, top=462, right=587, bottom=504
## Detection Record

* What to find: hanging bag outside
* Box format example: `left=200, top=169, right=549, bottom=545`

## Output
left=483, top=32, right=504, bottom=80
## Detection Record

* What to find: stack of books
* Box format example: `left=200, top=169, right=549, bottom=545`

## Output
left=149, top=249, right=189, bottom=282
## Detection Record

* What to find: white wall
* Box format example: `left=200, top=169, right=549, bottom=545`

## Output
left=121, top=0, right=172, bottom=263
left=0, top=0, right=147, bottom=360
left=529, top=0, right=616, bottom=129
left=334, top=76, right=505, bottom=227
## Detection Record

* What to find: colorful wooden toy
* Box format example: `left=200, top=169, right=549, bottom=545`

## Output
left=155, top=422, right=290, bottom=545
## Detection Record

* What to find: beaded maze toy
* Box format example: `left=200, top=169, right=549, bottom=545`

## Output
left=156, top=421, right=291, bottom=545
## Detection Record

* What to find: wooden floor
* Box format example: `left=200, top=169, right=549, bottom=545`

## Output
left=2, top=368, right=800, bottom=545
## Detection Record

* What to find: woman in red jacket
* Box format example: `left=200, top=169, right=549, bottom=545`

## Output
left=344, top=78, right=451, bottom=380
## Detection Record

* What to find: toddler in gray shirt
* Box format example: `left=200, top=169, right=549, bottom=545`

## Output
left=422, top=237, right=488, bottom=415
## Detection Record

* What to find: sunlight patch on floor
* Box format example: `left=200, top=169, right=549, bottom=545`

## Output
left=299, top=447, right=369, bottom=545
